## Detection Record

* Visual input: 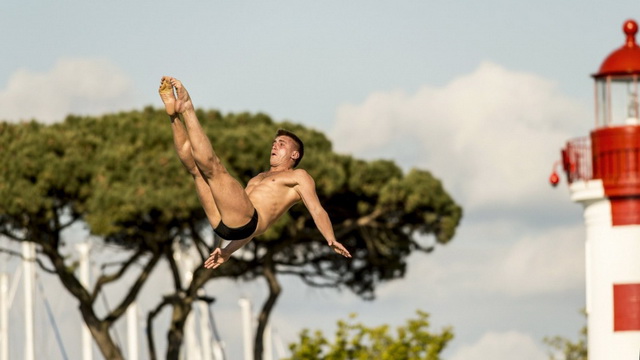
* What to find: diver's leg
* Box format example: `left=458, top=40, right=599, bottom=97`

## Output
left=168, top=77, right=255, bottom=227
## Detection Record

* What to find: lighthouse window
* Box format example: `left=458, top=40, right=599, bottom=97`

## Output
left=595, top=75, right=640, bottom=127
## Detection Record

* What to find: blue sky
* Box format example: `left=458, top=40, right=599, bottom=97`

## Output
left=1, top=1, right=638, bottom=359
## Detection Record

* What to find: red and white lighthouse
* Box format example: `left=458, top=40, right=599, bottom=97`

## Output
left=555, top=19, right=640, bottom=360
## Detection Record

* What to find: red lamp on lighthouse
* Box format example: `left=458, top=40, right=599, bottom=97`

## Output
left=557, top=19, right=640, bottom=360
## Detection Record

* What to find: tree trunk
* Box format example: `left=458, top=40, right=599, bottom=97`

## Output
left=40, top=240, right=126, bottom=360
left=254, top=261, right=281, bottom=360
left=165, top=295, right=193, bottom=360
left=79, top=304, right=124, bottom=360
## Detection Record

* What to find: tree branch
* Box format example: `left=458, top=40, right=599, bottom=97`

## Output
left=276, top=269, right=342, bottom=288
left=91, top=249, right=145, bottom=303
left=0, top=246, right=57, bottom=274
left=165, top=244, right=184, bottom=292
left=254, top=256, right=281, bottom=360
left=39, top=238, right=91, bottom=302
left=104, top=250, right=162, bottom=324
left=188, top=223, right=210, bottom=262
left=0, top=229, right=25, bottom=241
left=334, top=208, right=385, bottom=238
left=58, top=212, right=81, bottom=230
left=146, top=296, right=173, bottom=360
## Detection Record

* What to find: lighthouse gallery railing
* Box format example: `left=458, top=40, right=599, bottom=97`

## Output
left=564, top=127, right=640, bottom=192
left=562, top=136, right=592, bottom=183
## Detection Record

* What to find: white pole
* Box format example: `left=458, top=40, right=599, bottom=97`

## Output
left=76, top=242, right=92, bottom=360
left=184, top=312, right=201, bottom=360
left=264, top=325, right=273, bottom=360
left=126, top=302, right=138, bottom=360
left=175, top=247, right=201, bottom=360
left=238, top=298, right=253, bottom=360
left=22, top=242, right=35, bottom=360
left=196, top=289, right=213, bottom=360
left=0, top=273, right=8, bottom=360
left=205, top=297, right=226, bottom=360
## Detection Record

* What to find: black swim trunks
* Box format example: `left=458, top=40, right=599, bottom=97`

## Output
left=214, top=209, right=259, bottom=240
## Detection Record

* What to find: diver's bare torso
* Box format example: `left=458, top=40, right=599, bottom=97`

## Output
left=245, top=169, right=306, bottom=236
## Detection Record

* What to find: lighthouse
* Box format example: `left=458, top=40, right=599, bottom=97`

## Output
left=554, top=19, right=640, bottom=360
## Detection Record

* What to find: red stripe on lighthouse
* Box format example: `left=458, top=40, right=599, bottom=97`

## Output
left=610, top=197, right=640, bottom=225
left=613, top=283, right=640, bottom=331
left=591, top=126, right=640, bottom=225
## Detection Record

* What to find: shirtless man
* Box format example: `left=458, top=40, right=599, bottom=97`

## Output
left=158, top=76, right=351, bottom=269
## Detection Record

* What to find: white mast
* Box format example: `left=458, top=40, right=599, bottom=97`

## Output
left=126, top=302, right=139, bottom=360
left=196, top=289, right=213, bottom=360
left=0, top=273, right=8, bottom=360
left=21, top=242, right=35, bottom=360
left=238, top=298, right=253, bottom=360
left=264, top=325, right=273, bottom=360
left=76, top=242, right=93, bottom=360
left=175, top=245, right=201, bottom=360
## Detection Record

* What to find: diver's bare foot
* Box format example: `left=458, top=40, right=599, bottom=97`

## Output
left=169, top=78, right=194, bottom=114
left=158, top=76, right=176, bottom=116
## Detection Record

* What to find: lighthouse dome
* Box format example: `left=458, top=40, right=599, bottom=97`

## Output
left=594, top=20, right=640, bottom=77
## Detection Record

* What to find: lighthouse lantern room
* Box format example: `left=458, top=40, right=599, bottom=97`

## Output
left=556, top=19, right=640, bottom=360
left=594, top=20, right=640, bottom=128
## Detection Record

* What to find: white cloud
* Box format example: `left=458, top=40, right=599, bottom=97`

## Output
left=448, top=331, right=547, bottom=360
left=376, top=223, right=585, bottom=300
left=331, top=61, right=590, bottom=214
left=0, top=58, right=136, bottom=123
left=493, top=226, right=585, bottom=296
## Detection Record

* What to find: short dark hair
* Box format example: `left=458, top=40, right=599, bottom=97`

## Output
left=276, top=129, right=304, bottom=167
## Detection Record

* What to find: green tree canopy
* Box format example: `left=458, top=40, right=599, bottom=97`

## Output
left=286, top=310, right=454, bottom=360
left=544, top=310, right=587, bottom=360
left=0, top=107, right=462, bottom=359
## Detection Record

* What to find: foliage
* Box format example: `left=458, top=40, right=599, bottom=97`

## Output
left=286, top=310, right=454, bottom=360
left=544, top=310, right=587, bottom=360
